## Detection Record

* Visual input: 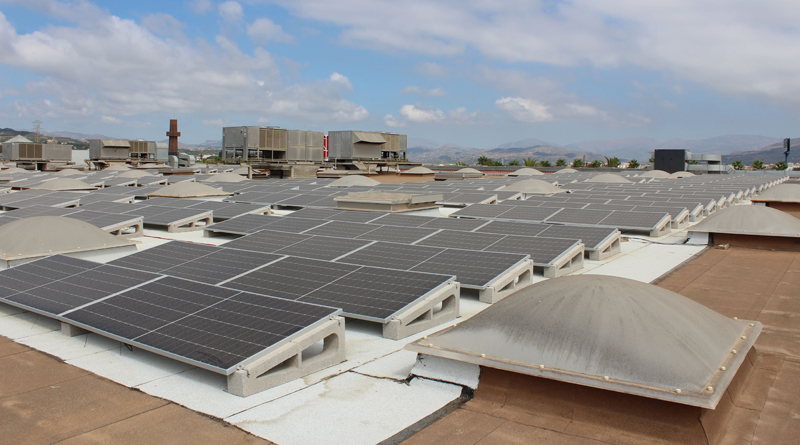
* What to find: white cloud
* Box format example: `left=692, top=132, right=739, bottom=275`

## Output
left=495, top=97, right=552, bottom=123
left=140, top=13, right=184, bottom=38
left=101, top=115, right=121, bottom=123
left=329, top=72, right=352, bottom=90
left=202, top=118, right=230, bottom=127
left=218, top=1, right=243, bottom=24
left=247, top=17, right=294, bottom=45
left=0, top=5, right=369, bottom=124
left=383, top=114, right=406, bottom=128
left=400, top=86, right=446, bottom=97
left=415, top=62, right=448, bottom=78
left=400, top=104, right=445, bottom=123
left=187, top=0, right=213, bottom=14
left=385, top=103, right=482, bottom=127
left=272, top=0, right=800, bottom=106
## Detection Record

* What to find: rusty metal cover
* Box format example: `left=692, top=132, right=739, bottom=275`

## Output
left=407, top=275, right=760, bottom=409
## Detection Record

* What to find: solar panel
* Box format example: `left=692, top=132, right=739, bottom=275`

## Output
left=299, top=266, right=452, bottom=321
left=186, top=202, right=270, bottom=220
left=324, top=210, right=382, bottom=223
left=416, top=230, right=506, bottom=250
left=598, top=211, right=669, bottom=230
left=0, top=256, right=159, bottom=316
left=498, top=206, right=561, bottom=222
left=411, top=249, right=529, bottom=288
left=204, top=214, right=282, bottom=235
left=286, top=208, right=343, bottom=220
left=64, top=276, right=339, bottom=372
left=2, top=205, right=75, bottom=218
left=274, top=236, right=373, bottom=261
left=276, top=195, right=330, bottom=207
left=536, top=202, right=588, bottom=209
left=226, top=256, right=452, bottom=322
left=303, top=221, right=380, bottom=238
left=420, top=218, right=489, bottom=231
left=337, top=242, right=444, bottom=270
left=368, top=214, right=435, bottom=227
left=224, top=230, right=311, bottom=253
left=450, top=204, right=515, bottom=218
left=544, top=208, right=612, bottom=225
left=79, top=201, right=137, bottom=214
left=225, top=256, right=359, bottom=300
left=266, top=217, right=328, bottom=233
left=111, top=241, right=218, bottom=272
left=485, top=235, right=581, bottom=265
left=356, top=225, right=439, bottom=244
left=125, top=207, right=212, bottom=226
left=538, top=225, right=618, bottom=250
left=62, top=210, right=142, bottom=230
left=136, top=197, right=199, bottom=208
left=475, top=220, right=551, bottom=237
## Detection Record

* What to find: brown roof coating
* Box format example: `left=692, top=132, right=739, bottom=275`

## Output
left=404, top=246, right=800, bottom=444
left=0, top=337, right=272, bottom=444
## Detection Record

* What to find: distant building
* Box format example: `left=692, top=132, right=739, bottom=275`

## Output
left=327, top=131, right=407, bottom=161
left=221, top=126, right=324, bottom=162
left=88, top=139, right=167, bottom=163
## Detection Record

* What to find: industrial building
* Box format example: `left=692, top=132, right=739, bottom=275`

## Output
left=1, top=135, right=74, bottom=169
left=327, top=130, right=407, bottom=161
left=88, top=139, right=168, bottom=164
left=221, top=126, right=324, bottom=162
left=0, top=166, right=797, bottom=444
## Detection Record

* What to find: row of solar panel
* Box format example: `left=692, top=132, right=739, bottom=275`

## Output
left=0, top=252, right=454, bottom=372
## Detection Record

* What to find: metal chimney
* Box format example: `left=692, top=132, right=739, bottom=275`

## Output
left=167, top=119, right=181, bottom=157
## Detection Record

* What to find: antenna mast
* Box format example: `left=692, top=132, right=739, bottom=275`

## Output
left=32, top=120, right=43, bottom=143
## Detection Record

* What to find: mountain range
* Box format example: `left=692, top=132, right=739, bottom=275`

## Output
left=409, top=134, right=787, bottom=164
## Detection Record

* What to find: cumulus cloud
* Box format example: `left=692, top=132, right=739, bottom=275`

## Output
left=140, top=13, right=184, bottom=38
left=272, top=0, right=800, bottom=107
left=415, top=62, right=448, bottom=78
left=101, top=115, right=121, bottom=124
left=400, top=86, right=446, bottom=97
left=384, top=103, right=483, bottom=127
left=495, top=97, right=552, bottom=123
left=247, top=17, right=294, bottom=45
left=187, top=0, right=213, bottom=14
left=383, top=114, right=406, bottom=128
left=400, top=104, right=445, bottom=123
left=329, top=72, right=353, bottom=90
left=0, top=5, right=369, bottom=124
left=218, top=1, right=243, bottom=24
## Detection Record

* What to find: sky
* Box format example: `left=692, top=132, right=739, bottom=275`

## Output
left=0, top=0, right=799, bottom=148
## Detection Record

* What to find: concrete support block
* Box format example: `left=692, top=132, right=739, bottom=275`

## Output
left=541, top=243, right=585, bottom=278
left=477, top=259, right=534, bottom=304
left=61, top=322, right=89, bottom=337
left=227, top=316, right=346, bottom=397
left=587, top=233, right=621, bottom=261
left=382, top=282, right=460, bottom=340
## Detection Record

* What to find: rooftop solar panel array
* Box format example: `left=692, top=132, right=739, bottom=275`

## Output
left=0, top=254, right=341, bottom=374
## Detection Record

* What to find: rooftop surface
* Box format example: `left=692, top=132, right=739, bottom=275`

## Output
left=0, top=169, right=797, bottom=444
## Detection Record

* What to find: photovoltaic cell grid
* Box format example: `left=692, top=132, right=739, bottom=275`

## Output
left=224, top=256, right=453, bottom=322
left=204, top=214, right=284, bottom=235
left=0, top=255, right=340, bottom=374
left=110, top=241, right=283, bottom=285
left=335, top=241, right=529, bottom=288
left=64, top=276, right=339, bottom=372
left=0, top=255, right=159, bottom=316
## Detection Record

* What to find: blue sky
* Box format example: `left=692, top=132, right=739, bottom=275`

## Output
left=0, top=0, right=798, bottom=147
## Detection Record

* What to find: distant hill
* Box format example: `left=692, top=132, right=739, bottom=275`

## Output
left=722, top=138, right=800, bottom=165
left=48, top=130, right=114, bottom=140
left=496, top=137, right=561, bottom=149
left=566, top=135, right=781, bottom=161
left=407, top=144, right=604, bottom=164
